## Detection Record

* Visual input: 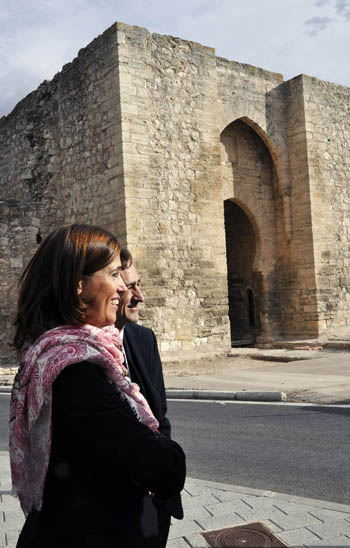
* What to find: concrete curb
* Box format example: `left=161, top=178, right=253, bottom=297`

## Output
left=185, top=477, right=350, bottom=514
left=166, top=389, right=286, bottom=402
left=0, top=385, right=288, bottom=401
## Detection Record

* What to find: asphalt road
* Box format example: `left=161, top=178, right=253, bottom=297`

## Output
left=1, top=394, right=349, bottom=505
left=167, top=400, right=350, bottom=505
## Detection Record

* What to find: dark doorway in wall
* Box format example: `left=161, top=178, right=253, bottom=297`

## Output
left=247, top=288, right=256, bottom=328
left=224, top=200, right=259, bottom=345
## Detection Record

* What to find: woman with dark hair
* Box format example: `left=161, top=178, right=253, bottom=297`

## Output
left=10, top=224, right=186, bottom=548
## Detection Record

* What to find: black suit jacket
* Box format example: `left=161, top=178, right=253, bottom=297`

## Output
left=123, top=324, right=183, bottom=520
left=123, top=324, right=170, bottom=438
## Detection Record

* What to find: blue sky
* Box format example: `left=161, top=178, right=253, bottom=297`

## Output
left=0, top=0, right=349, bottom=117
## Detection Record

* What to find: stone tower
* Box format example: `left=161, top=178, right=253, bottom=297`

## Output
left=1, top=22, right=350, bottom=364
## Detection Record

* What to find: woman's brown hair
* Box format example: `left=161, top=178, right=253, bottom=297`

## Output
left=13, top=224, right=120, bottom=353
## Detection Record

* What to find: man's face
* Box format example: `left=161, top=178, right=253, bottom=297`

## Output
left=115, top=264, right=144, bottom=329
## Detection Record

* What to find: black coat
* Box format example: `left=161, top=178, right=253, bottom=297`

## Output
left=123, top=324, right=184, bottom=521
left=123, top=323, right=171, bottom=438
left=16, top=361, right=186, bottom=548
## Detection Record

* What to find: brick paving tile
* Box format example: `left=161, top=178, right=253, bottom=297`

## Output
left=182, top=493, right=223, bottom=511
left=194, top=511, right=247, bottom=532
left=182, top=532, right=210, bottom=548
left=184, top=485, right=226, bottom=498
left=167, top=538, right=192, bottom=548
left=168, top=518, right=203, bottom=540
left=278, top=525, right=340, bottom=546
left=211, top=490, right=260, bottom=503
left=305, top=520, right=350, bottom=540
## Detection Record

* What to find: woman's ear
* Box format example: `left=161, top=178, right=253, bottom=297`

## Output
left=77, top=280, right=83, bottom=295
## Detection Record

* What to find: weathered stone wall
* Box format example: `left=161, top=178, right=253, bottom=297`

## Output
left=302, top=75, right=350, bottom=335
left=1, top=21, right=350, bottom=364
left=0, top=82, right=60, bottom=363
left=0, top=25, right=125, bottom=364
left=274, top=76, right=319, bottom=337
left=53, top=25, right=126, bottom=238
left=115, top=23, right=230, bottom=352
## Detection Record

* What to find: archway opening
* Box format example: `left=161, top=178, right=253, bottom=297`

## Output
left=221, top=117, right=283, bottom=344
left=224, top=200, right=259, bottom=345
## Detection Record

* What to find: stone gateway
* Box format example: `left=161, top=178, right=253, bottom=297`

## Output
left=1, top=22, right=350, bottom=364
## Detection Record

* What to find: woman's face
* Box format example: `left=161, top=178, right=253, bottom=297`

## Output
left=79, top=255, right=127, bottom=328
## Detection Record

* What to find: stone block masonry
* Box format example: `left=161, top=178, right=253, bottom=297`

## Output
left=1, top=21, right=349, bottom=364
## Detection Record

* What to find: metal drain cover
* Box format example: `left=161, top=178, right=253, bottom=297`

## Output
left=201, top=521, right=288, bottom=547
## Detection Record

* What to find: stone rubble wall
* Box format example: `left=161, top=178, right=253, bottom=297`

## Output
left=276, top=76, right=319, bottom=336
left=0, top=25, right=125, bottom=365
left=0, top=81, right=60, bottom=365
left=115, top=23, right=231, bottom=352
left=303, top=75, right=350, bottom=334
left=53, top=24, right=126, bottom=239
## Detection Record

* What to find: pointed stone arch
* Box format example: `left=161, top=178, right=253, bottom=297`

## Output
left=225, top=197, right=262, bottom=271
left=221, top=115, right=292, bottom=242
left=220, top=118, right=283, bottom=343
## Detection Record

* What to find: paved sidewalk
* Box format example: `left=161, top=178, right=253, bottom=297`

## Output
left=1, top=452, right=350, bottom=547
left=0, top=452, right=23, bottom=548
left=163, top=350, right=350, bottom=404
left=168, top=478, right=350, bottom=547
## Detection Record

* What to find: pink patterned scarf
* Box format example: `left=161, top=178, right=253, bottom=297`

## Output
left=9, top=324, right=159, bottom=516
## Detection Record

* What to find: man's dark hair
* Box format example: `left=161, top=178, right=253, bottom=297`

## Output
left=120, top=248, right=133, bottom=270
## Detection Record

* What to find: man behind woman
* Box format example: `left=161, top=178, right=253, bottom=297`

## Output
left=10, top=224, right=186, bottom=548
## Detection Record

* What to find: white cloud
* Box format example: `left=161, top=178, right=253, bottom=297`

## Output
left=305, top=15, right=333, bottom=35
left=0, top=0, right=349, bottom=118
left=335, top=0, right=350, bottom=19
